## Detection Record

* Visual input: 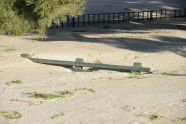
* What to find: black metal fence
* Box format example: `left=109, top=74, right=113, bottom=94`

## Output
left=51, top=8, right=186, bottom=29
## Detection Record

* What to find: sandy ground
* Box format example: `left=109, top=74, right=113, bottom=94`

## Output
left=0, top=18, right=186, bottom=124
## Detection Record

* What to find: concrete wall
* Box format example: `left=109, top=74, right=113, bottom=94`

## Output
left=84, top=0, right=186, bottom=14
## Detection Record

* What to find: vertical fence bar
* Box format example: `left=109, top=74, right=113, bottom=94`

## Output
left=174, top=9, right=177, bottom=17
left=128, top=12, right=130, bottom=22
left=77, top=16, right=80, bottom=27
left=93, top=14, right=95, bottom=25
left=72, top=17, right=75, bottom=28
left=179, top=9, right=181, bottom=17
left=108, top=13, right=110, bottom=24
left=61, top=22, right=63, bottom=29
left=51, top=21, right=54, bottom=29
left=118, top=13, right=120, bottom=23
left=98, top=14, right=100, bottom=25
left=82, top=14, right=85, bottom=26
left=142, top=11, right=144, bottom=21
left=165, top=10, right=167, bottom=18
left=67, top=15, right=70, bottom=27
left=160, top=10, right=163, bottom=19
left=88, top=14, right=90, bottom=25
left=156, top=11, right=158, bottom=19
left=150, top=11, right=153, bottom=20
left=123, top=12, right=125, bottom=22
left=103, top=14, right=105, bottom=24
left=184, top=8, right=186, bottom=16
left=113, top=13, right=115, bottom=23
left=137, top=12, right=140, bottom=21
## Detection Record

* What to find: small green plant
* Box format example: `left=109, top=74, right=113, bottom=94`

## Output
left=25, top=90, right=74, bottom=100
left=128, top=73, right=146, bottom=79
left=5, top=48, right=17, bottom=52
left=177, top=117, right=186, bottom=122
left=182, top=99, right=186, bottom=103
left=0, top=111, right=22, bottom=119
left=51, top=113, right=65, bottom=119
left=57, top=91, right=74, bottom=97
left=74, top=88, right=95, bottom=93
left=6, top=80, right=24, bottom=85
left=169, top=71, right=179, bottom=74
left=11, top=99, right=43, bottom=106
left=135, top=114, right=167, bottom=120
left=120, top=106, right=131, bottom=112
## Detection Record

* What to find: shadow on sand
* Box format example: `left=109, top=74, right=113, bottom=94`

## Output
left=30, top=18, right=186, bottom=57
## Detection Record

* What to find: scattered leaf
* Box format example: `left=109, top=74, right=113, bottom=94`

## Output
left=51, top=113, right=65, bottom=119
left=177, top=117, right=186, bottom=122
left=0, top=111, right=22, bottom=119
left=6, top=80, right=24, bottom=85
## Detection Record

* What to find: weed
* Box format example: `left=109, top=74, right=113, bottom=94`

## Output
left=0, top=111, right=22, bottom=119
left=25, top=90, right=73, bottom=100
left=51, top=113, right=65, bottom=119
left=128, top=73, right=146, bottom=79
left=135, top=114, right=167, bottom=120
left=57, top=90, right=74, bottom=97
left=177, top=117, right=186, bottom=122
left=169, top=71, right=179, bottom=74
left=182, top=99, right=186, bottom=103
left=6, top=80, right=24, bottom=85
left=120, top=106, right=133, bottom=112
left=10, top=99, right=43, bottom=106
left=5, top=48, right=16, bottom=52
left=74, top=88, right=95, bottom=93
left=134, top=56, right=140, bottom=59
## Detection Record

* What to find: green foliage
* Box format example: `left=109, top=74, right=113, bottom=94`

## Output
left=0, top=111, right=22, bottom=119
left=51, top=113, right=65, bottom=119
left=6, top=80, right=24, bottom=85
left=25, top=90, right=74, bottom=100
left=0, top=0, right=85, bottom=35
left=177, top=117, right=186, bottom=122
left=135, top=114, right=167, bottom=121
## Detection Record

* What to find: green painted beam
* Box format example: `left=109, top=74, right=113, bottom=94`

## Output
left=21, top=54, right=150, bottom=72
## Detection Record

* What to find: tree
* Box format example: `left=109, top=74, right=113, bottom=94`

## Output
left=0, top=0, right=85, bottom=35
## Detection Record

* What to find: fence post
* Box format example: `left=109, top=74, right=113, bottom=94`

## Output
left=72, top=17, right=75, bottom=28
left=142, top=11, right=144, bottom=21
left=174, top=9, right=177, bottom=17
left=103, top=14, right=105, bottom=24
left=118, top=13, right=120, bottom=23
left=82, top=14, right=85, bottom=26
left=88, top=14, right=90, bottom=25
left=61, top=22, right=63, bottom=29
left=93, top=14, right=95, bottom=25
left=113, top=13, right=115, bottom=24
left=108, top=13, right=110, bottom=24
left=160, top=10, right=163, bottom=19
left=184, top=8, right=186, bottom=17
left=98, top=14, right=100, bottom=25
left=77, top=17, right=80, bottom=27
left=137, top=12, right=140, bottom=21
left=128, top=12, right=130, bottom=22
left=67, top=15, right=70, bottom=27
left=123, top=13, right=125, bottom=22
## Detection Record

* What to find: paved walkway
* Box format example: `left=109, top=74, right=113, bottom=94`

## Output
left=84, top=0, right=186, bottom=13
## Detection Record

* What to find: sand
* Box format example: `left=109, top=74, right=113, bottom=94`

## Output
left=0, top=18, right=186, bottom=124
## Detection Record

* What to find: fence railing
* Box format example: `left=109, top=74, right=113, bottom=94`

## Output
left=51, top=8, right=186, bottom=29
